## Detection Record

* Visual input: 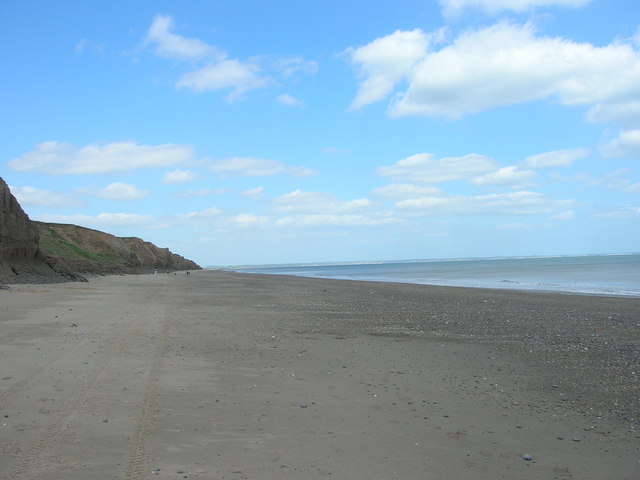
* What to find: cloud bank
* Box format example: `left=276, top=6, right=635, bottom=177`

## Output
left=144, top=14, right=317, bottom=102
left=347, top=22, right=640, bottom=133
left=439, top=0, right=593, bottom=16
left=8, top=141, right=193, bottom=175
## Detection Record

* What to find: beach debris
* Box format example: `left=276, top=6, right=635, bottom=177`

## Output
left=522, top=453, right=534, bottom=461
left=572, top=437, right=582, bottom=442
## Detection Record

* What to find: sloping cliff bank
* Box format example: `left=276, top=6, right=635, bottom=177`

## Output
left=0, top=177, right=201, bottom=284
left=35, top=222, right=201, bottom=276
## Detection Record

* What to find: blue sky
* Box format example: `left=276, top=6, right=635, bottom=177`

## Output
left=1, top=0, right=639, bottom=266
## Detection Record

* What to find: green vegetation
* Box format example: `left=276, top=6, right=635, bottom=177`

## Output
left=38, top=227, right=120, bottom=263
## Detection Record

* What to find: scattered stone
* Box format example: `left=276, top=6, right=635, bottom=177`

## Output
left=572, top=437, right=582, bottom=442
left=522, top=453, right=533, bottom=461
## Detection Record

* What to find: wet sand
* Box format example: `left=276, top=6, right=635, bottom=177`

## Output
left=1, top=270, right=639, bottom=479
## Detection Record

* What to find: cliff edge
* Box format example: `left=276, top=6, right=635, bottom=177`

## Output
left=0, top=177, right=201, bottom=284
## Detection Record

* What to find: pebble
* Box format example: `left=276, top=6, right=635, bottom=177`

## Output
left=522, top=453, right=533, bottom=461
left=572, top=437, right=582, bottom=442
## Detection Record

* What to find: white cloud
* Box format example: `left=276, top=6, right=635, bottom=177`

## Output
left=496, top=222, right=533, bottom=230
left=241, top=187, right=264, bottom=199
left=440, top=0, right=592, bottom=16
left=323, top=146, right=350, bottom=156
left=372, top=183, right=441, bottom=199
left=346, top=29, right=432, bottom=110
left=275, top=214, right=397, bottom=228
left=8, top=141, right=193, bottom=175
left=276, top=93, right=304, bottom=107
left=626, top=182, right=640, bottom=194
left=396, top=191, right=554, bottom=215
left=601, top=129, right=640, bottom=159
left=145, top=14, right=220, bottom=60
left=74, top=38, right=88, bottom=54
left=550, top=210, right=574, bottom=221
left=349, top=23, right=640, bottom=127
left=376, top=153, right=497, bottom=184
left=9, top=185, right=83, bottom=208
left=471, top=166, right=536, bottom=186
left=162, top=168, right=197, bottom=184
left=587, top=100, right=640, bottom=129
left=183, top=207, right=223, bottom=219
left=593, top=205, right=640, bottom=219
left=210, top=157, right=315, bottom=178
left=571, top=168, right=640, bottom=192
left=172, top=188, right=227, bottom=198
left=85, top=182, right=150, bottom=201
left=522, top=148, right=589, bottom=168
left=272, top=56, right=319, bottom=79
left=232, top=213, right=268, bottom=228
left=74, top=38, right=104, bottom=56
left=143, top=15, right=315, bottom=102
left=274, top=190, right=372, bottom=214
left=177, top=59, right=270, bottom=101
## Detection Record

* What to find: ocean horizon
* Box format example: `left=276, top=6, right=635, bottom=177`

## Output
left=222, top=253, right=640, bottom=298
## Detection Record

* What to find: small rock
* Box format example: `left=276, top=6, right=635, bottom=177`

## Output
left=572, top=437, right=582, bottom=442
left=522, top=453, right=533, bottom=461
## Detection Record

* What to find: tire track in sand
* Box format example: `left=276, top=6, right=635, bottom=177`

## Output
left=4, top=285, right=168, bottom=480
left=124, top=301, right=173, bottom=480
left=0, top=286, right=160, bottom=410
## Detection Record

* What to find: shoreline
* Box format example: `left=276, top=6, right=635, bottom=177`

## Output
left=1, top=270, right=639, bottom=479
left=224, top=269, right=640, bottom=299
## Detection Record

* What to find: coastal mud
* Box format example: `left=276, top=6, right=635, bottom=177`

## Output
left=1, top=271, right=638, bottom=479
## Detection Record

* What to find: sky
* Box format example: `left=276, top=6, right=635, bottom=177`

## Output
left=1, top=0, right=639, bottom=266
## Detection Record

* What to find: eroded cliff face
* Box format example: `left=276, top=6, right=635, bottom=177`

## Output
left=0, top=177, right=40, bottom=264
left=0, top=176, right=201, bottom=284
left=0, top=178, right=77, bottom=283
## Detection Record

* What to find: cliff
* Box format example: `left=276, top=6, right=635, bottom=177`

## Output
left=0, top=178, right=201, bottom=284
left=35, top=222, right=201, bottom=275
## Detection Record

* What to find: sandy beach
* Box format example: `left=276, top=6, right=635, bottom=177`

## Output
left=1, top=270, right=639, bottom=479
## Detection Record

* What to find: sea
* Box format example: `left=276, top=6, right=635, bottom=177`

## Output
left=230, top=254, right=640, bottom=297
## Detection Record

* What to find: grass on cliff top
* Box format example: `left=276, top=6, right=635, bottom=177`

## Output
left=38, top=226, right=120, bottom=263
